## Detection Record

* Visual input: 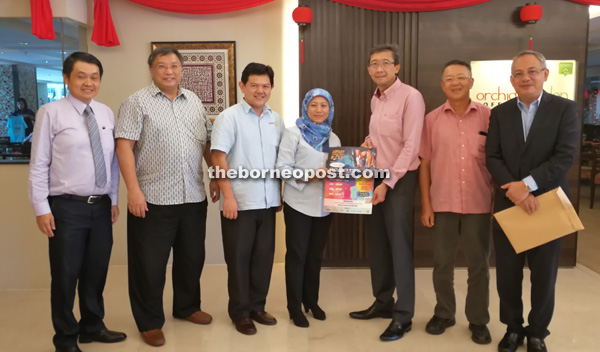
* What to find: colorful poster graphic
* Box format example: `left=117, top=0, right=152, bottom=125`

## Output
left=323, top=147, right=376, bottom=214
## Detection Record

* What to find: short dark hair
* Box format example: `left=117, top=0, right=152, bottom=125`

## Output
left=63, top=52, right=104, bottom=78
left=241, top=62, right=274, bottom=85
left=368, top=44, right=400, bottom=65
left=442, top=59, right=472, bottom=73
left=17, top=97, right=28, bottom=110
left=148, top=46, right=183, bottom=67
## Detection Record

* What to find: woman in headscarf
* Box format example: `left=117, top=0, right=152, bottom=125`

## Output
left=276, top=88, right=341, bottom=327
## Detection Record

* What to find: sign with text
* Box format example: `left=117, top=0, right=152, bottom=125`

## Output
left=470, top=60, right=577, bottom=108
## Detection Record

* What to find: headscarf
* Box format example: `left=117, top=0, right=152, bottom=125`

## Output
left=296, top=88, right=334, bottom=152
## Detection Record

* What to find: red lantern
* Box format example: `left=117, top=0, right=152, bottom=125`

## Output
left=520, top=3, right=542, bottom=24
left=292, top=6, right=313, bottom=64
left=292, top=6, right=313, bottom=26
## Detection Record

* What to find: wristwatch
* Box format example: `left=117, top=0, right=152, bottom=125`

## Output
left=523, top=180, right=531, bottom=192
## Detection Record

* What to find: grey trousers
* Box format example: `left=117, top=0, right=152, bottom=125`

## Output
left=431, top=212, right=491, bottom=325
left=366, top=171, right=417, bottom=324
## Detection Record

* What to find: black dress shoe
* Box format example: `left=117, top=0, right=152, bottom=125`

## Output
left=79, top=328, right=127, bottom=343
left=250, top=311, right=277, bottom=325
left=469, top=323, right=492, bottom=344
left=233, top=317, right=257, bottom=335
left=380, top=320, right=412, bottom=341
left=425, top=315, right=456, bottom=335
left=498, top=331, right=525, bottom=352
left=55, top=346, right=82, bottom=352
left=527, top=337, right=547, bottom=352
left=349, top=301, right=393, bottom=320
left=304, top=304, right=326, bottom=320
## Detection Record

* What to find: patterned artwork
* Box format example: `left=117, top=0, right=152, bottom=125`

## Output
left=0, top=65, right=15, bottom=137
left=151, top=42, right=236, bottom=120
left=17, top=66, right=38, bottom=112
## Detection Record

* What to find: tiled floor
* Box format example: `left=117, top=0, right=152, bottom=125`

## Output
left=577, top=184, right=600, bottom=273
left=1, top=264, right=599, bottom=352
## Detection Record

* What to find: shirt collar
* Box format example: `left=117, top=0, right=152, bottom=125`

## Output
left=374, top=78, right=401, bottom=99
left=67, top=94, right=93, bottom=115
left=517, top=91, right=543, bottom=110
left=150, top=81, right=186, bottom=99
left=240, top=98, right=272, bottom=116
left=442, top=99, right=478, bottom=115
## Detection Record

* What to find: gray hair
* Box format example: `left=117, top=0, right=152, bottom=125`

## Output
left=511, top=50, right=547, bottom=71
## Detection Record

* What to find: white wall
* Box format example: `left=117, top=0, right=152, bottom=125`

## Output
left=0, top=0, right=299, bottom=289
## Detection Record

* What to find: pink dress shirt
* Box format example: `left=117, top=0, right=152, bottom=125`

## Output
left=420, top=100, right=493, bottom=214
left=29, top=95, right=119, bottom=216
left=366, top=78, right=425, bottom=188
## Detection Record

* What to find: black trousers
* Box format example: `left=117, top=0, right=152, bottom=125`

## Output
left=48, top=196, right=113, bottom=349
left=283, top=204, right=332, bottom=315
left=365, top=171, right=417, bottom=324
left=127, top=201, right=207, bottom=332
left=493, top=219, right=561, bottom=339
left=221, top=208, right=276, bottom=320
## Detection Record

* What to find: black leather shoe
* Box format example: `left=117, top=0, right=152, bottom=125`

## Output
left=79, top=328, right=127, bottom=344
left=469, top=323, right=492, bottom=344
left=233, top=317, right=257, bottom=335
left=498, top=331, right=525, bottom=352
left=425, top=315, right=456, bottom=335
left=250, top=311, right=277, bottom=325
left=379, top=320, right=412, bottom=341
left=55, top=346, right=82, bottom=352
left=349, top=301, right=393, bottom=320
left=527, top=337, right=547, bottom=352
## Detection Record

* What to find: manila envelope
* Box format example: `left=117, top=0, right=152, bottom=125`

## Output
left=493, top=187, right=584, bottom=254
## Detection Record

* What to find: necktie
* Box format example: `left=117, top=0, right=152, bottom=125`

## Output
left=84, top=105, right=107, bottom=188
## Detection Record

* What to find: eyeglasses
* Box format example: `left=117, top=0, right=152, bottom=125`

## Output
left=511, top=68, right=545, bottom=80
left=368, top=61, right=395, bottom=69
left=155, top=64, right=181, bottom=72
left=441, top=75, right=471, bottom=83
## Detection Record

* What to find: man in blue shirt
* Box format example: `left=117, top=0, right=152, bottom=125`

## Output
left=211, top=62, right=285, bottom=335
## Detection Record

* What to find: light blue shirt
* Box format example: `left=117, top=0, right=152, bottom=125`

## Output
left=516, top=91, right=543, bottom=192
left=211, top=99, right=285, bottom=211
left=276, top=125, right=341, bottom=217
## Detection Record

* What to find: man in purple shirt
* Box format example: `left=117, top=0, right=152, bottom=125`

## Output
left=349, top=44, right=425, bottom=342
left=28, top=52, right=126, bottom=352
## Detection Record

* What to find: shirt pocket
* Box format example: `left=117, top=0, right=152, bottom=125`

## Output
left=100, top=126, right=115, bottom=154
left=379, top=114, right=401, bottom=138
left=471, top=133, right=487, bottom=160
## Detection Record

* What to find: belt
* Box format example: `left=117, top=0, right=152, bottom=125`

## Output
left=56, top=194, right=109, bottom=204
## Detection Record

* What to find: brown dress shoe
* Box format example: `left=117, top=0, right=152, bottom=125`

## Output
left=184, top=311, right=213, bottom=324
left=233, top=317, right=257, bottom=335
left=250, top=311, right=277, bottom=325
left=140, top=329, right=165, bottom=346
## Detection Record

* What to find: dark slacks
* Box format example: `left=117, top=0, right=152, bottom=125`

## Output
left=431, top=212, right=490, bottom=325
left=493, top=219, right=561, bottom=339
left=365, top=170, right=417, bottom=324
left=221, top=208, right=276, bottom=320
left=283, top=204, right=332, bottom=315
left=127, top=201, right=207, bottom=332
left=48, top=196, right=113, bottom=349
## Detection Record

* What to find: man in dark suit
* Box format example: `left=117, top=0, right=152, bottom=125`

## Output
left=485, top=50, right=578, bottom=352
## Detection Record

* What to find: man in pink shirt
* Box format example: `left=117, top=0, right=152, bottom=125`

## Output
left=349, top=44, right=425, bottom=342
left=419, top=60, right=493, bottom=345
